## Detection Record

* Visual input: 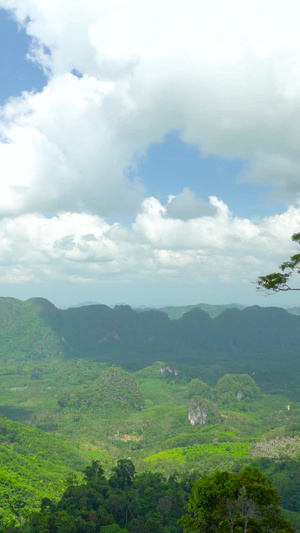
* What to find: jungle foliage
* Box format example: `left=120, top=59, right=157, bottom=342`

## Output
left=5, top=459, right=191, bottom=533
left=1, top=356, right=300, bottom=529
left=4, top=462, right=294, bottom=533
left=0, top=298, right=300, bottom=529
left=180, top=467, right=295, bottom=532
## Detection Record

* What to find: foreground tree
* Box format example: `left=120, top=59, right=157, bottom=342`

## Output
left=180, top=467, right=295, bottom=532
left=11, top=459, right=189, bottom=532
left=257, top=233, right=300, bottom=292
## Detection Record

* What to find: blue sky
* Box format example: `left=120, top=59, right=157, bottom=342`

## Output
left=0, top=9, right=46, bottom=100
left=133, top=132, right=285, bottom=219
left=0, top=2, right=300, bottom=309
left=0, top=7, right=280, bottom=220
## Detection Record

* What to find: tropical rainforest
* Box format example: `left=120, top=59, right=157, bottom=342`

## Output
left=0, top=297, right=300, bottom=530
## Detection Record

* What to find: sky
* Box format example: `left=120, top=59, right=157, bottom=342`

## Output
left=0, top=1, right=300, bottom=309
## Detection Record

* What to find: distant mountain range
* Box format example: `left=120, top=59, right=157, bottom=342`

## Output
left=71, top=300, right=300, bottom=319
left=157, top=302, right=246, bottom=318
left=0, top=296, right=299, bottom=397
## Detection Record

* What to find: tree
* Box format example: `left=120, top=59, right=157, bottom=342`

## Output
left=109, top=459, right=135, bottom=489
left=257, top=233, right=300, bottom=292
left=83, top=460, right=105, bottom=484
left=180, top=467, right=295, bottom=532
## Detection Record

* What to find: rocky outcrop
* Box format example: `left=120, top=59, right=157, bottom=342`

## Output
left=158, top=365, right=178, bottom=376
left=188, top=397, right=222, bottom=426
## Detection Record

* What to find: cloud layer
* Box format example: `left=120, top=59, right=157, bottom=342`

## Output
left=1, top=1, right=300, bottom=303
left=1, top=0, right=300, bottom=215
left=0, top=197, right=299, bottom=298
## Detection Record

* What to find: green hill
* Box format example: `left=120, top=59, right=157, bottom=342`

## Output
left=158, top=302, right=245, bottom=319
left=0, top=297, right=62, bottom=360
left=1, top=297, right=300, bottom=399
left=69, top=366, right=145, bottom=413
left=1, top=298, right=300, bottom=529
left=0, top=357, right=300, bottom=528
left=0, top=416, right=90, bottom=528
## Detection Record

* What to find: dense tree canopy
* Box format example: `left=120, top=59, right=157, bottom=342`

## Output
left=180, top=467, right=295, bottom=532
left=4, top=461, right=296, bottom=533
left=257, top=233, right=300, bottom=292
left=5, top=460, right=190, bottom=532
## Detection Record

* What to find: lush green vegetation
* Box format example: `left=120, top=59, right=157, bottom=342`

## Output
left=68, top=367, right=145, bottom=414
left=1, top=355, right=300, bottom=528
left=0, top=416, right=91, bottom=528
left=181, top=467, right=295, bottom=532
left=2, top=296, right=300, bottom=399
left=0, top=297, right=300, bottom=529
left=145, top=442, right=252, bottom=464
left=4, top=462, right=294, bottom=533
left=2, top=459, right=193, bottom=532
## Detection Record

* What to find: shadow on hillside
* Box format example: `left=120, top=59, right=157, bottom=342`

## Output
left=0, top=405, right=34, bottom=422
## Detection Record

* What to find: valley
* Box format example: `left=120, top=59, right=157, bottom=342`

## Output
left=0, top=297, right=300, bottom=530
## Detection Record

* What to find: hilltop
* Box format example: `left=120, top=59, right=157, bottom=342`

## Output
left=1, top=297, right=300, bottom=528
left=157, top=302, right=246, bottom=319
left=0, top=297, right=299, bottom=397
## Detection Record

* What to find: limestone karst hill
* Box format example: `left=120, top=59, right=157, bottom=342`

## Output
left=0, top=296, right=300, bottom=396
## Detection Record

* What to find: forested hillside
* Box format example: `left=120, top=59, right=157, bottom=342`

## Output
left=1, top=298, right=300, bottom=529
left=0, top=297, right=299, bottom=397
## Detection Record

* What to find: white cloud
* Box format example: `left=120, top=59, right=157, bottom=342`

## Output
left=1, top=1, right=300, bottom=304
left=239, top=154, right=300, bottom=201
left=0, top=73, right=145, bottom=216
left=0, top=197, right=298, bottom=297
left=166, top=188, right=217, bottom=220
left=1, top=0, right=300, bottom=216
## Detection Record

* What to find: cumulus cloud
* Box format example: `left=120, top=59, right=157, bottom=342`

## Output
left=166, top=188, right=217, bottom=220
left=0, top=73, right=145, bottom=216
left=240, top=154, right=300, bottom=201
left=0, top=198, right=298, bottom=296
left=1, top=1, right=300, bottom=303
left=0, top=0, right=300, bottom=217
